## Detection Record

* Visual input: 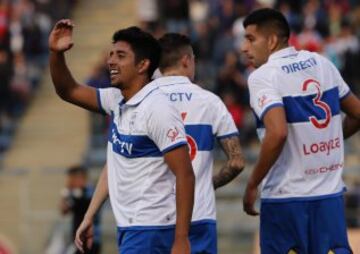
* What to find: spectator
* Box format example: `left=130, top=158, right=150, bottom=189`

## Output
left=60, top=165, right=101, bottom=254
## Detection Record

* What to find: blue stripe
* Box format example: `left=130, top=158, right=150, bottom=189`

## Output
left=108, top=119, right=162, bottom=158
left=185, top=124, right=214, bottom=151
left=261, top=188, right=345, bottom=203
left=282, top=87, right=340, bottom=123
left=162, top=141, right=187, bottom=154
left=255, top=87, right=341, bottom=128
left=96, top=89, right=106, bottom=115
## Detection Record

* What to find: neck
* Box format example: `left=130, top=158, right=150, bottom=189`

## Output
left=121, top=76, right=149, bottom=101
left=162, top=68, right=188, bottom=78
left=271, top=43, right=289, bottom=55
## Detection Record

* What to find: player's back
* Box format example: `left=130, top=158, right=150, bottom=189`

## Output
left=249, top=47, right=350, bottom=200
left=152, top=76, right=238, bottom=222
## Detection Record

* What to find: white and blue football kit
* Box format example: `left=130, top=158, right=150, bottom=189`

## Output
left=97, top=84, right=188, bottom=253
left=249, top=47, right=352, bottom=254
left=152, top=76, right=239, bottom=254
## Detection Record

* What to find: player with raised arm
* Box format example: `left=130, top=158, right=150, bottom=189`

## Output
left=49, top=20, right=195, bottom=254
left=75, top=33, right=245, bottom=254
left=241, top=8, right=360, bottom=254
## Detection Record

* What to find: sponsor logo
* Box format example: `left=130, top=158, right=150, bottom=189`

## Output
left=305, top=162, right=343, bottom=175
left=167, top=127, right=180, bottom=142
left=303, top=137, right=340, bottom=156
left=111, top=129, right=133, bottom=155
left=258, top=94, right=272, bottom=109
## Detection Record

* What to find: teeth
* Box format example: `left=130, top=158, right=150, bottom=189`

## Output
left=110, top=70, right=119, bottom=74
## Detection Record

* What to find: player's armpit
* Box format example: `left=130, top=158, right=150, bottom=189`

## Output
left=213, top=135, right=245, bottom=189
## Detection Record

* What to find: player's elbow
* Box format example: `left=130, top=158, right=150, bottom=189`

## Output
left=55, top=87, right=71, bottom=101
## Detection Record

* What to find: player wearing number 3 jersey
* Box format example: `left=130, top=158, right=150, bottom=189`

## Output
left=241, top=8, right=360, bottom=254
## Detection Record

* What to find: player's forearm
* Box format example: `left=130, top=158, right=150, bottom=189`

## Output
left=49, top=51, right=79, bottom=101
left=213, top=156, right=245, bottom=189
left=84, top=166, right=109, bottom=221
left=213, top=136, right=245, bottom=189
left=249, top=131, right=286, bottom=188
left=174, top=168, right=194, bottom=238
left=343, top=116, right=360, bottom=139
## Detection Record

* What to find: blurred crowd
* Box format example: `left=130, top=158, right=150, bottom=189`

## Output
left=0, top=0, right=77, bottom=155
left=2, top=0, right=360, bottom=155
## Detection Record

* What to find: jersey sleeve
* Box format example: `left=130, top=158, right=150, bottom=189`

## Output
left=146, top=93, right=187, bottom=154
left=212, top=96, right=239, bottom=139
left=248, top=70, right=283, bottom=120
left=329, top=60, right=351, bottom=99
left=96, top=88, right=123, bottom=115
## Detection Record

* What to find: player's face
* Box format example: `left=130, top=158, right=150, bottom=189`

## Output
left=107, top=41, right=139, bottom=88
left=241, top=24, right=271, bottom=68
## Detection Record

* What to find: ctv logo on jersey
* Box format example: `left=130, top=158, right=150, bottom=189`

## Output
left=302, top=79, right=331, bottom=129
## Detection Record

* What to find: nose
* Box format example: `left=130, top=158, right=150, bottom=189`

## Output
left=240, top=40, right=248, bottom=53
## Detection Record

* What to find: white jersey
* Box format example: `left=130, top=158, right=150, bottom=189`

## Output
left=249, top=47, right=350, bottom=201
left=151, top=76, right=239, bottom=222
left=97, top=84, right=187, bottom=228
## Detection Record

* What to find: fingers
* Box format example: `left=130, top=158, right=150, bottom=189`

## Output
left=243, top=203, right=259, bottom=216
left=55, top=19, right=75, bottom=30
left=74, top=232, right=84, bottom=253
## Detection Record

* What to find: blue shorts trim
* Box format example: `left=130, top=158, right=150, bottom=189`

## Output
left=261, top=189, right=346, bottom=203
left=260, top=195, right=352, bottom=254
left=117, top=220, right=217, bottom=254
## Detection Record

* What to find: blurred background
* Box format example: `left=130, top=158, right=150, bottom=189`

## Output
left=0, top=0, right=359, bottom=253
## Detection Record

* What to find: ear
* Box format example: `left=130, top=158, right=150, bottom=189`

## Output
left=181, top=54, right=190, bottom=68
left=137, top=59, right=151, bottom=75
left=268, top=34, right=279, bottom=52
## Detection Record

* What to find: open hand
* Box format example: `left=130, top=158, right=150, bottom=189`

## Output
left=243, top=183, right=260, bottom=216
left=48, top=19, right=74, bottom=53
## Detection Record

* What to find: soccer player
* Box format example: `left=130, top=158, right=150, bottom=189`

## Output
left=156, top=33, right=245, bottom=253
left=48, top=19, right=195, bottom=254
left=241, top=8, right=360, bottom=254
left=75, top=33, right=245, bottom=254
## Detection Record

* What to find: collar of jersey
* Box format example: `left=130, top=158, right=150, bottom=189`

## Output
left=124, top=81, right=160, bottom=106
left=154, top=76, right=191, bottom=87
left=268, top=46, right=298, bottom=61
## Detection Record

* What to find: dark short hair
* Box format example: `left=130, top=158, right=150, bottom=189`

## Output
left=67, top=165, right=87, bottom=175
left=243, top=8, right=290, bottom=41
left=158, top=33, right=192, bottom=71
left=112, top=26, right=161, bottom=78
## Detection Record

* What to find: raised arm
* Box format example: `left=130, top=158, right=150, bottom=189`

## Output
left=75, top=164, right=108, bottom=253
left=49, top=19, right=100, bottom=112
left=164, top=146, right=195, bottom=254
left=213, top=135, right=245, bottom=189
left=340, top=93, right=360, bottom=139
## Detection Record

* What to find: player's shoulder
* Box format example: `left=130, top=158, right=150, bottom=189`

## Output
left=248, top=63, right=277, bottom=85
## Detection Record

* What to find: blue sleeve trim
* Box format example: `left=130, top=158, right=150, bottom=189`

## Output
left=217, top=132, right=239, bottom=140
left=96, top=89, right=107, bottom=115
left=161, top=141, right=187, bottom=154
left=340, top=90, right=351, bottom=100
left=259, top=103, right=284, bottom=120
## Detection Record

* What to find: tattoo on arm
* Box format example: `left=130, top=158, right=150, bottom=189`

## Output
left=213, top=135, right=245, bottom=189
